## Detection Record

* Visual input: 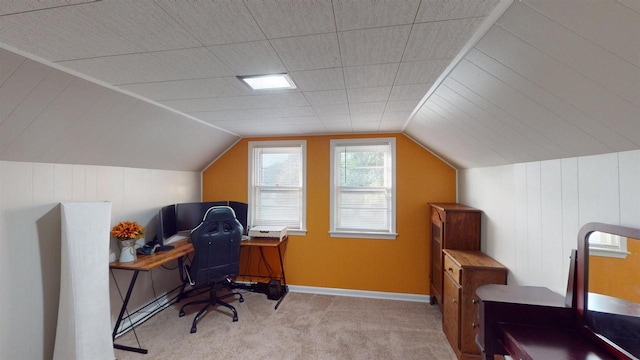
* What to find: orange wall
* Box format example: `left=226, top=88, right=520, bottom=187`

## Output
left=589, top=238, right=640, bottom=303
left=202, top=133, right=456, bottom=295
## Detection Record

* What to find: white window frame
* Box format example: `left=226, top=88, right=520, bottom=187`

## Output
left=329, top=138, right=397, bottom=240
left=248, top=140, right=306, bottom=235
left=589, top=231, right=630, bottom=259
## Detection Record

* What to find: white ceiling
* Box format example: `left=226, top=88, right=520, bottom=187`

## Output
left=0, top=0, right=638, bottom=170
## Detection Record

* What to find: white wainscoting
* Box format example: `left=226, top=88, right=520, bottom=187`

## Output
left=459, top=149, right=640, bottom=295
left=0, top=160, right=201, bottom=360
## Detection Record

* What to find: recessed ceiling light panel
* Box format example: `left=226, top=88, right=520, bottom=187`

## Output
left=238, top=73, right=297, bottom=90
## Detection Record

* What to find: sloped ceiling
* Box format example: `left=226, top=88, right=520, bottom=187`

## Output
left=0, top=0, right=638, bottom=171
left=405, top=0, right=640, bottom=168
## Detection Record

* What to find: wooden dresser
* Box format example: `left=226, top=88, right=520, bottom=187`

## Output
left=429, top=203, right=482, bottom=309
left=442, top=250, right=507, bottom=360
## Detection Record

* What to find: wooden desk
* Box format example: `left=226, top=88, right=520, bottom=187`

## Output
left=109, top=239, right=193, bottom=354
left=240, top=236, right=289, bottom=309
left=476, top=284, right=616, bottom=360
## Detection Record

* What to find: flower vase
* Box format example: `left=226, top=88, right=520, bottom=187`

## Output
left=119, top=239, right=137, bottom=263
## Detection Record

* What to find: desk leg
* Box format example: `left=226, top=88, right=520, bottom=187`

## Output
left=274, top=244, right=288, bottom=310
left=176, top=257, right=188, bottom=303
left=112, top=270, right=148, bottom=354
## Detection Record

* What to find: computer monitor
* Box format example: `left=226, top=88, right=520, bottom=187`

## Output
left=155, top=201, right=248, bottom=248
left=176, top=201, right=227, bottom=233
left=156, top=204, right=177, bottom=246
left=228, top=201, right=248, bottom=234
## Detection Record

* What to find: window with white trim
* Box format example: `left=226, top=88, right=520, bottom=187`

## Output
left=330, top=138, right=397, bottom=239
left=589, top=231, right=629, bottom=259
left=248, top=140, right=306, bottom=234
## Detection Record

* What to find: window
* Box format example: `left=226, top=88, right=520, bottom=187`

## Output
left=330, top=138, right=397, bottom=239
left=588, top=231, right=629, bottom=259
left=248, top=140, right=306, bottom=234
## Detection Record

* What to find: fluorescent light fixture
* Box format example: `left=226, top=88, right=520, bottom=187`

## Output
left=238, top=74, right=297, bottom=90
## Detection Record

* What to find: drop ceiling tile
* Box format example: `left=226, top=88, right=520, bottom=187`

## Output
left=312, top=103, right=350, bottom=116
left=147, top=47, right=234, bottom=79
left=351, top=114, right=383, bottom=123
left=195, top=108, right=281, bottom=122
left=349, top=102, right=387, bottom=115
left=76, top=1, right=201, bottom=52
left=351, top=120, right=381, bottom=132
left=59, top=47, right=233, bottom=85
left=0, top=6, right=139, bottom=61
left=395, top=59, right=450, bottom=85
left=343, top=63, right=399, bottom=88
left=155, top=0, right=265, bottom=45
left=208, top=41, right=286, bottom=75
left=381, top=111, right=412, bottom=124
left=333, top=0, right=420, bottom=31
left=271, top=33, right=341, bottom=71
left=385, top=99, right=420, bottom=112
left=338, top=25, right=411, bottom=66
left=264, top=93, right=309, bottom=108
left=299, top=123, right=328, bottom=134
left=276, top=106, right=315, bottom=117
left=404, top=18, right=483, bottom=61
left=319, top=114, right=350, bottom=123
left=415, top=0, right=499, bottom=22
left=119, top=77, right=249, bottom=101
left=245, top=0, right=335, bottom=38
left=389, top=84, right=429, bottom=100
left=346, top=87, right=392, bottom=103
left=161, top=96, right=272, bottom=113
left=378, top=121, right=404, bottom=131
left=290, top=68, right=345, bottom=91
left=303, top=89, right=348, bottom=105
left=323, top=122, right=353, bottom=132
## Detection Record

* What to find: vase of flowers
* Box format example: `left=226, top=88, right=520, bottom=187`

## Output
left=111, top=221, right=145, bottom=263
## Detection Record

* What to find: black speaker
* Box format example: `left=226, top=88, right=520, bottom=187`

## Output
left=267, top=279, right=282, bottom=300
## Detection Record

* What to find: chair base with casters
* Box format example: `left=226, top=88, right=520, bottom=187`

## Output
left=178, top=283, right=244, bottom=333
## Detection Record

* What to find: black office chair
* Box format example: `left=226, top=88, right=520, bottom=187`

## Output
left=178, top=206, right=244, bottom=333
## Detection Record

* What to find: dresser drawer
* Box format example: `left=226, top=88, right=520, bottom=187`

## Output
left=444, top=253, right=462, bottom=285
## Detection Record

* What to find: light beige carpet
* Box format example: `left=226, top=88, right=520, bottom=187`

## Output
left=114, top=290, right=456, bottom=360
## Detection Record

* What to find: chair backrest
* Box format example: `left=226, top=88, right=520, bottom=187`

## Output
left=188, top=206, right=243, bottom=288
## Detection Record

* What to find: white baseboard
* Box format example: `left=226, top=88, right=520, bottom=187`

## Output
left=288, top=285, right=431, bottom=303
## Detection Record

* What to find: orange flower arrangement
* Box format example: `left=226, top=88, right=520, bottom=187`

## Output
left=111, top=221, right=145, bottom=241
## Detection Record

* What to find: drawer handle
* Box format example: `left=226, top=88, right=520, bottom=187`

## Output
left=472, top=323, right=479, bottom=329
left=472, top=299, right=479, bottom=305
left=448, top=267, right=453, bottom=272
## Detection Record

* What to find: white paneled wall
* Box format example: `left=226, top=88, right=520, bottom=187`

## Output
left=0, top=160, right=200, bottom=360
left=459, top=149, right=640, bottom=295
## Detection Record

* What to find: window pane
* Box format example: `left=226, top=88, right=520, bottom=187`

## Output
left=249, top=140, right=306, bottom=231
left=254, top=188, right=301, bottom=227
left=257, top=148, right=301, bottom=187
left=336, top=189, right=389, bottom=231
left=330, top=138, right=395, bottom=237
left=337, top=145, right=388, bottom=187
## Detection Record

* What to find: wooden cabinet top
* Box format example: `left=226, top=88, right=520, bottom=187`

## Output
left=429, top=203, right=482, bottom=212
left=443, top=249, right=507, bottom=270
